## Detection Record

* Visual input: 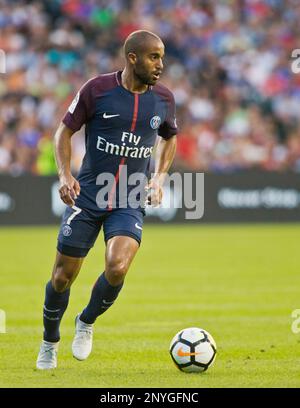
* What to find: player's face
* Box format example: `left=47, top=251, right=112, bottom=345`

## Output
left=134, top=40, right=165, bottom=85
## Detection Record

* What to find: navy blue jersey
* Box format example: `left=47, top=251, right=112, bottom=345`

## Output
left=62, top=71, right=177, bottom=214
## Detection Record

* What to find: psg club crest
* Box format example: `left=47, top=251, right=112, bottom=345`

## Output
left=150, top=115, right=161, bottom=129
left=62, top=225, right=72, bottom=237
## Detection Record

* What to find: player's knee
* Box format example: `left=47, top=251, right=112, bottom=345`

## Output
left=52, top=267, right=73, bottom=293
left=105, top=258, right=128, bottom=284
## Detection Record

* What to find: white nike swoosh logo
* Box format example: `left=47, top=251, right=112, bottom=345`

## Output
left=103, top=300, right=115, bottom=305
left=135, top=223, right=143, bottom=231
left=103, top=113, right=120, bottom=119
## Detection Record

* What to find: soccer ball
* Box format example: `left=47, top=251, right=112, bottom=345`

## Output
left=169, top=327, right=217, bottom=373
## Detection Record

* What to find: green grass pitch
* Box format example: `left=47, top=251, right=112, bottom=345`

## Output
left=0, top=224, right=300, bottom=388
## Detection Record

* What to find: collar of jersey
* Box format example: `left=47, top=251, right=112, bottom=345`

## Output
left=116, top=70, right=152, bottom=95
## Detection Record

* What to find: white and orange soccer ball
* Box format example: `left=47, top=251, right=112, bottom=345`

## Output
left=169, top=327, right=217, bottom=373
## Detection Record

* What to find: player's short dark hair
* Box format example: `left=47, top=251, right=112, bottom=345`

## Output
left=123, top=30, right=163, bottom=57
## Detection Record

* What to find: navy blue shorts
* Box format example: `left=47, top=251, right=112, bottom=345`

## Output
left=57, top=206, right=144, bottom=258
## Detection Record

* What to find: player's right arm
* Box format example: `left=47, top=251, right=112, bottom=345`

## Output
left=54, top=122, right=80, bottom=207
left=56, top=78, right=95, bottom=206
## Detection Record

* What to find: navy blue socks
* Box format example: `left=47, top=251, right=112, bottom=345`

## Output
left=43, top=281, right=70, bottom=343
left=80, top=272, right=123, bottom=324
left=42, top=273, right=123, bottom=340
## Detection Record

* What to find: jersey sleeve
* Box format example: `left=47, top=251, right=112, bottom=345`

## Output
left=62, top=79, right=95, bottom=132
left=158, top=91, right=178, bottom=140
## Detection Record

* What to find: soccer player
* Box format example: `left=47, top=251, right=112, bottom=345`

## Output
left=36, top=30, right=177, bottom=369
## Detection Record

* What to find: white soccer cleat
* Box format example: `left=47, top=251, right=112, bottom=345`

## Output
left=72, top=314, right=93, bottom=361
left=36, top=340, right=59, bottom=370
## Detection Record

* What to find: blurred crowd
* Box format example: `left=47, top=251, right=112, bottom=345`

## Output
left=1, top=0, right=300, bottom=176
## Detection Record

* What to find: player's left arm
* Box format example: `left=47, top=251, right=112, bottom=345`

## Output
left=147, top=88, right=178, bottom=206
left=147, top=136, right=177, bottom=207
left=147, top=135, right=177, bottom=206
